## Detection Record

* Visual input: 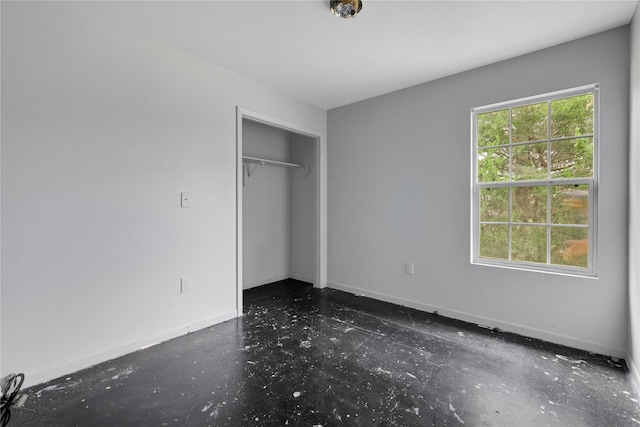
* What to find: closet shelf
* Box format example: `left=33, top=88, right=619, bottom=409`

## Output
left=242, top=156, right=304, bottom=169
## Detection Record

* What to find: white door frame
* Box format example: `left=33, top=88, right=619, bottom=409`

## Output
left=236, top=107, right=327, bottom=316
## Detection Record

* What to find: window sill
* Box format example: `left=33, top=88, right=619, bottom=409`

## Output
left=471, top=259, right=598, bottom=279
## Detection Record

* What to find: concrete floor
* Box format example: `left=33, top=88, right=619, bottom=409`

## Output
left=11, top=279, right=640, bottom=426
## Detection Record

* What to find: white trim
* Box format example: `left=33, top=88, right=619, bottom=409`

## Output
left=478, top=177, right=593, bottom=188
left=471, top=85, right=599, bottom=277
left=243, top=275, right=291, bottom=290
left=236, top=110, right=244, bottom=316
left=472, top=84, right=599, bottom=113
left=23, top=311, right=237, bottom=388
left=0, top=2, right=3, bottom=378
left=236, top=107, right=327, bottom=315
left=289, top=273, right=314, bottom=284
left=592, top=85, right=601, bottom=274
left=472, top=258, right=598, bottom=279
left=327, top=281, right=625, bottom=358
left=243, top=275, right=314, bottom=291
left=626, top=352, right=640, bottom=396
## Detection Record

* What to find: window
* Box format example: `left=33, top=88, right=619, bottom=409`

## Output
left=471, top=85, right=598, bottom=276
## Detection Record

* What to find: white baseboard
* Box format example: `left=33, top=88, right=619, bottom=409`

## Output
left=24, top=310, right=237, bottom=389
left=327, top=281, right=626, bottom=359
left=243, top=275, right=291, bottom=290
left=290, top=273, right=313, bottom=284
left=626, top=352, right=640, bottom=395
left=244, top=275, right=313, bottom=290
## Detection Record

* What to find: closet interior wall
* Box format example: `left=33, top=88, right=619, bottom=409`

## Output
left=242, top=119, right=317, bottom=289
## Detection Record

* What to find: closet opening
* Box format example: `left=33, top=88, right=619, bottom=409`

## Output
left=236, top=108, right=326, bottom=316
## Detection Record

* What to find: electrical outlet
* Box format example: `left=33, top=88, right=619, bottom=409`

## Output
left=180, top=277, right=191, bottom=293
left=405, top=262, right=414, bottom=275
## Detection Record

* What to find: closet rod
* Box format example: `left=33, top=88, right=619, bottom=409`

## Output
left=242, top=155, right=304, bottom=169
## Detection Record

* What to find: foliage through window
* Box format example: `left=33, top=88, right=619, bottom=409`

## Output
left=472, top=85, right=598, bottom=275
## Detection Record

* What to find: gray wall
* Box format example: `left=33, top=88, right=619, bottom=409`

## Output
left=628, top=4, right=640, bottom=383
left=290, top=133, right=317, bottom=284
left=1, top=2, right=326, bottom=387
left=1, top=0, right=635, bottom=389
left=327, top=27, right=630, bottom=357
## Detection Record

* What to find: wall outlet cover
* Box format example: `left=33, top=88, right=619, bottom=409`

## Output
left=405, top=262, right=415, bottom=275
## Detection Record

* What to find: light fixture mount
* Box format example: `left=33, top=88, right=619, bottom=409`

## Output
left=330, top=0, right=362, bottom=18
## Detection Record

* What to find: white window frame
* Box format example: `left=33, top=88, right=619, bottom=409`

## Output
left=470, top=84, right=599, bottom=277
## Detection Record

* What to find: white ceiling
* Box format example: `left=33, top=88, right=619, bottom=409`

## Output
left=66, top=0, right=638, bottom=110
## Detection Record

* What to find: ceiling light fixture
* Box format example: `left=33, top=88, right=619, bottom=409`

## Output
left=330, top=0, right=362, bottom=18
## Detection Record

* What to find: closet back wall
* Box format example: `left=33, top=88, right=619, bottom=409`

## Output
left=243, top=120, right=292, bottom=289
left=242, top=120, right=317, bottom=289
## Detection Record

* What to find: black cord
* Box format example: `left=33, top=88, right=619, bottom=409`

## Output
left=1, top=373, right=25, bottom=427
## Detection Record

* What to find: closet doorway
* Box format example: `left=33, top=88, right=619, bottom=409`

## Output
left=236, top=108, right=326, bottom=315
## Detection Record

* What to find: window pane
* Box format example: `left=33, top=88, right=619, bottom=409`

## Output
left=477, top=147, right=509, bottom=182
left=551, top=185, right=589, bottom=225
left=512, top=186, right=547, bottom=224
left=551, top=94, right=594, bottom=138
left=512, top=103, right=548, bottom=143
left=512, top=142, right=548, bottom=181
left=472, top=87, right=597, bottom=275
left=550, top=137, right=593, bottom=178
left=480, top=188, right=509, bottom=222
left=477, top=109, right=509, bottom=147
left=511, top=225, right=546, bottom=263
left=480, top=224, right=508, bottom=260
left=550, top=227, right=588, bottom=268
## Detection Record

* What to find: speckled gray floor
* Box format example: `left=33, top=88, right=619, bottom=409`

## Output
left=10, top=279, right=640, bottom=426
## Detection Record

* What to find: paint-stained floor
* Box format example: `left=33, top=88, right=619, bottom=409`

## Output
left=11, top=279, right=640, bottom=426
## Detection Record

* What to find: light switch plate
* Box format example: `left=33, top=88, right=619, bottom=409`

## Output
left=181, top=192, right=191, bottom=208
